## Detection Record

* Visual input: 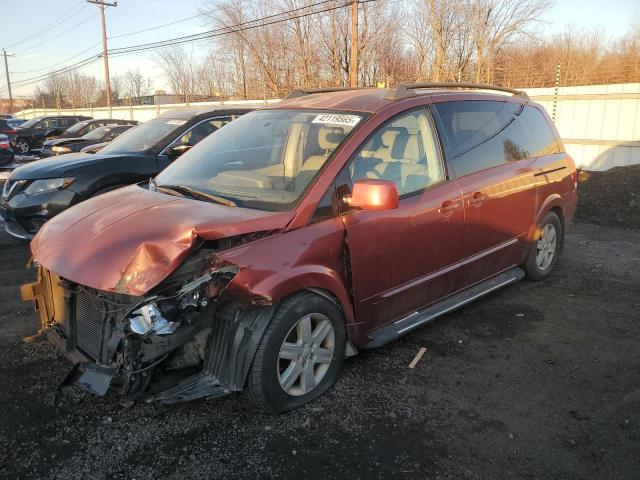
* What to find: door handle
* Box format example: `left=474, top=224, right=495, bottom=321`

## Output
left=470, top=191, right=487, bottom=207
left=438, top=200, right=460, bottom=216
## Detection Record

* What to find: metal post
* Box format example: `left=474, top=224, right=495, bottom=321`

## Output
left=87, top=0, right=117, bottom=118
left=349, top=0, right=359, bottom=87
left=552, top=62, right=560, bottom=122
left=3, top=49, right=14, bottom=115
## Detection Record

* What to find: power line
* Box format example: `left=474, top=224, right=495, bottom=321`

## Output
left=14, top=11, right=99, bottom=55
left=9, top=42, right=102, bottom=75
left=3, top=1, right=86, bottom=49
left=7, top=0, right=377, bottom=91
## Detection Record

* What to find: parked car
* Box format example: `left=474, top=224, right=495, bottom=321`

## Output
left=45, top=118, right=138, bottom=144
left=0, top=119, right=17, bottom=146
left=0, top=134, right=15, bottom=166
left=0, top=114, right=14, bottom=119
left=13, top=115, right=92, bottom=153
left=41, top=124, right=136, bottom=157
left=1, top=106, right=254, bottom=239
left=6, top=118, right=26, bottom=128
left=20, top=84, right=577, bottom=413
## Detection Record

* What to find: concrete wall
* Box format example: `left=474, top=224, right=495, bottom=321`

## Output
left=524, top=83, right=640, bottom=171
left=15, top=83, right=640, bottom=171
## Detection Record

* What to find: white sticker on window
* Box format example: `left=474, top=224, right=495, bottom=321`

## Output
left=166, top=120, right=187, bottom=125
left=312, top=114, right=361, bottom=127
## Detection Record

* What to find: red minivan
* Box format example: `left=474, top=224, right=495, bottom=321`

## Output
left=22, top=84, right=577, bottom=412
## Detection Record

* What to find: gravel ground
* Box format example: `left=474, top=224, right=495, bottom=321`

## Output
left=0, top=221, right=639, bottom=479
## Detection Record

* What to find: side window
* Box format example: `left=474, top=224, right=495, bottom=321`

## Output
left=177, top=116, right=232, bottom=147
left=42, top=119, right=59, bottom=129
left=518, top=106, right=561, bottom=156
left=60, top=118, right=75, bottom=128
left=434, top=101, right=559, bottom=178
left=343, top=108, right=445, bottom=196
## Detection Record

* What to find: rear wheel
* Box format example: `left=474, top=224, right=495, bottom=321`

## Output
left=247, top=292, right=346, bottom=413
left=524, top=211, right=563, bottom=281
left=15, top=138, right=31, bottom=154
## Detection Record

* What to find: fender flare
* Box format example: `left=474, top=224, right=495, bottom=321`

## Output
left=527, top=194, right=564, bottom=242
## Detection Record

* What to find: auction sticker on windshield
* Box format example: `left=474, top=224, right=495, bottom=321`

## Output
left=312, top=114, right=361, bottom=127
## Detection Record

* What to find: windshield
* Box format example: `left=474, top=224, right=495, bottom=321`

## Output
left=155, top=109, right=364, bottom=211
left=66, top=121, right=90, bottom=134
left=18, top=117, right=43, bottom=129
left=83, top=126, right=111, bottom=140
left=100, top=118, right=183, bottom=154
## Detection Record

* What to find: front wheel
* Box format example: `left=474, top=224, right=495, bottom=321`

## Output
left=15, top=138, right=31, bottom=154
left=247, top=292, right=346, bottom=413
left=524, top=211, right=563, bottom=281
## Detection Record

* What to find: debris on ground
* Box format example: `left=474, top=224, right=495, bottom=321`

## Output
left=408, top=347, right=427, bottom=368
left=576, top=165, right=640, bottom=229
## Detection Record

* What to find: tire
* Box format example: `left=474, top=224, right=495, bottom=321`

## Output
left=524, top=211, right=563, bottom=281
left=91, top=184, right=127, bottom=197
left=247, top=291, right=346, bottom=413
left=15, top=138, right=31, bottom=154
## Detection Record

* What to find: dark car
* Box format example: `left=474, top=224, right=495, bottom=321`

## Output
left=14, top=115, right=92, bottom=153
left=20, top=84, right=577, bottom=413
left=0, top=134, right=15, bottom=166
left=0, top=119, right=17, bottom=147
left=49, top=118, right=138, bottom=143
left=41, top=124, right=136, bottom=157
left=1, top=106, right=254, bottom=239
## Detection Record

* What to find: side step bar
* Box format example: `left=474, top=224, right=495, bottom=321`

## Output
left=365, top=267, right=525, bottom=348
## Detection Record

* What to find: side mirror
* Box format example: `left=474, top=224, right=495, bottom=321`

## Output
left=346, top=179, right=399, bottom=211
left=166, top=143, right=192, bottom=157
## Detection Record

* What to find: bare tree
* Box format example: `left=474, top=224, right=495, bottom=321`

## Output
left=124, top=68, right=153, bottom=102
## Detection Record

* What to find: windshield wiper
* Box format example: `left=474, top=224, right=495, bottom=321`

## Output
left=156, top=184, right=237, bottom=207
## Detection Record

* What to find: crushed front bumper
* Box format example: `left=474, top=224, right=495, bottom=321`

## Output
left=22, top=266, right=277, bottom=404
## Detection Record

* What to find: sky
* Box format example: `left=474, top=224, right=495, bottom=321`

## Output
left=1, top=0, right=638, bottom=98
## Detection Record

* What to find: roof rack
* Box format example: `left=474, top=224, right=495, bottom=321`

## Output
left=384, top=82, right=529, bottom=100
left=285, top=86, right=376, bottom=99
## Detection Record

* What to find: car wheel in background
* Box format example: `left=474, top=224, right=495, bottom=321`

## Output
left=247, top=291, right=346, bottom=413
left=15, top=138, right=31, bottom=154
left=524, top=211, right=563, bottom=281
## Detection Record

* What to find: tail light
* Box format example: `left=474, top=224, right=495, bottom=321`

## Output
left=1, top=129, right=16, bottom=135
left=0, top=140, right=10, bottom=149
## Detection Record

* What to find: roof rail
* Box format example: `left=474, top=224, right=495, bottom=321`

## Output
left=285, top=86, right=375, bottom=99
left=384, top=82, right=529, bottom=100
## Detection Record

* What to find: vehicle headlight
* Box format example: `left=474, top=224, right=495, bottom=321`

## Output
left=24, top=177, right=75, bottom=196
left=128, top=302, right=179, bottom=336
left=52, top=146, right=72, bottom=154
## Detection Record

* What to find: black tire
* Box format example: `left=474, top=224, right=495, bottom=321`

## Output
left=15, top=138, right=31, bottom=154
left=91, top=184, right=127, bottom=197
left=247, top=291, right=346, bottom=413
left=524, top=210, right=563, bottom=281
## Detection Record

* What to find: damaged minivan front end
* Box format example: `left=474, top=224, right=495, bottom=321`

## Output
left=23, top=237, right=280, bottom=404
left=20, top=183, right=298, bottom=404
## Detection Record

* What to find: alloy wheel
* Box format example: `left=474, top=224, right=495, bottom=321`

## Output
left=15, top=140, right=29, bottom=154
left=536, top=223, right=557, bottom=270
left=277, top=313, right=335, bottom=397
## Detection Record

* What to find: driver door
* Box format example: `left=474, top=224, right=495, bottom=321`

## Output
left=340, top=107, right=466, bottom=332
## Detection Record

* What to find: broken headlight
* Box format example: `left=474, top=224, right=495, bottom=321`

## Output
left=129, top=302, right=179, bottom=336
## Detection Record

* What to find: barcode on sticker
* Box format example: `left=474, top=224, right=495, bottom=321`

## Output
left=312, top=114, right=361, bottom=127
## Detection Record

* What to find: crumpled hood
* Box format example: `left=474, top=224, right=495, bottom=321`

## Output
left=31, top=185, right=293, bottom=296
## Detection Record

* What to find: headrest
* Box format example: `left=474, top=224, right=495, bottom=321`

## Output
left=380, top=127, right=406, bottom=148
left=318, top=127, right=346, bottom=150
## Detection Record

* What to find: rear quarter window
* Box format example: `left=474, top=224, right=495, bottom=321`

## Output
left=434, top=101, right=561, bottom=177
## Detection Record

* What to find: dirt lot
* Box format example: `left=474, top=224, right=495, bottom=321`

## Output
left=0, top=219, right=639, bottom=479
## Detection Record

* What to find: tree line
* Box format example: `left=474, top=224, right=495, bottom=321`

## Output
left=30, top=0, right=640, bottom=108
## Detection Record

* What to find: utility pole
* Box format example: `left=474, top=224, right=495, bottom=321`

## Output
left=87, top=0, right=117, bottom=117
left=2, top=49, right=14, bottom=115
left=349, top=0, right=358, bottom=87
